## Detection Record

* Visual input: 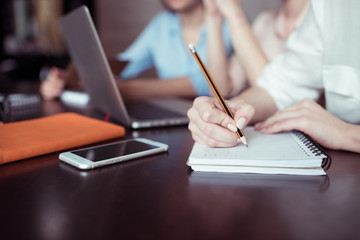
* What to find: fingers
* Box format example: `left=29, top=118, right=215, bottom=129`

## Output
left=187, top=97, right=254, bottom=147
left=254, top=108, right=305, bottom=132
left=254, top=99, right=319, bottom=134
left=193, top=97, right=236, bottom=128
left=188, top=119, right=238, bottom=147
left=40, top=67, right=66, bottom=100
left=50, top=67, right=67, bottom=81
left=40, top=80, right=64, bottom=100
left=258, top=115, right=309, bottom=135
left=230, top=100, right=255, bottom=129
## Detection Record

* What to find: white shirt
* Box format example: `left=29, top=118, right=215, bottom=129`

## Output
left=229, top=3, right=310, bottom=96
left=257, top=0, right=360, bottom=124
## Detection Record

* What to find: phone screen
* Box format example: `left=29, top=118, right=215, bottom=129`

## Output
left=71, top=140, right=159, bottom=162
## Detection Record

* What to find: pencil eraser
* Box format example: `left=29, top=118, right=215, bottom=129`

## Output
left=188, top=44, right=195, bottom=53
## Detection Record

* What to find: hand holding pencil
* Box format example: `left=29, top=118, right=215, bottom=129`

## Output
left=188, top=44, right=249, bottom=147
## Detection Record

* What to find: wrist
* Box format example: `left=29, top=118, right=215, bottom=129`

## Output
left=205, top=13, right=223, bottom=28
left=225, top=7, right=248, bottom=31
left=341, top=123, right=360, bottom=153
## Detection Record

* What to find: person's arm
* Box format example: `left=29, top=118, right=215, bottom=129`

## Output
left=117, top=77, right=196, bottom=102
left=213, top=0, right=268, bottom=87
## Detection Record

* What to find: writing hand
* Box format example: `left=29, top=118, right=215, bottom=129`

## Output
left=187, top=96, right=254, bottom=147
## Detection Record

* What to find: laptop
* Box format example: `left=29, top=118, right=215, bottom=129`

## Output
left=59, top=6, right=192, bottom=129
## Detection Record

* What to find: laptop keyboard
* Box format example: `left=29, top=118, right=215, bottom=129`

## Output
left=126, top=102, right=184, bottom=120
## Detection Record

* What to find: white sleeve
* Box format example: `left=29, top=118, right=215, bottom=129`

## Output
left=256, top=4, right=324, bottom=110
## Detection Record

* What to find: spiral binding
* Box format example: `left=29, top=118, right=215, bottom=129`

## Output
left=293, top=131, right=332, bottom=171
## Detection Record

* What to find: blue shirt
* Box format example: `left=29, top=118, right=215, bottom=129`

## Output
left=117, top=11, right=233, bottom=96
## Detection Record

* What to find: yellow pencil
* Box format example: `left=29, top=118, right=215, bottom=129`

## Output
left=188, top=44, right=248, bottom=147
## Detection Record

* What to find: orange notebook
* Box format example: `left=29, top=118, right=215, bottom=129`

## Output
left=0, top=113, right=126, bottom=164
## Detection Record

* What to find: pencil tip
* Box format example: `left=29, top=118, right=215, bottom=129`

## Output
left=240, top=136, right=248, bottom=148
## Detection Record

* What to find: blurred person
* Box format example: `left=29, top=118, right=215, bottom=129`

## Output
left=40, top=0, right=233, bottom=101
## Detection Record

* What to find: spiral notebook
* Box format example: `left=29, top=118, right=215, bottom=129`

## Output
left=187, top=127, right=331, bottom=175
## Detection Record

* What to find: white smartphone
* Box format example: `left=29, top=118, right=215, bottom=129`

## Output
left=59, top=138, right=169, bottom=170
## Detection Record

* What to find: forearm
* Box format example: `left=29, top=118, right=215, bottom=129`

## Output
left=117, top=77, right=197, bottom=101
left=224, top=7, right=268, bottom=86
left=205, top=14, right=232, bottom=97
left=232, top=86, right=278, bottom=124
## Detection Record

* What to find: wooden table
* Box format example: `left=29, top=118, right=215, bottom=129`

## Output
left=1, top=100, right=360, bottom=240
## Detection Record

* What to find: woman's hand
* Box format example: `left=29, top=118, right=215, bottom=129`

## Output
left=254, top=98, right=349, bottom=151
left=203, top=0, right=220, bottom=16
left=187, top=96, right=255, bottom=147
left=212, top=0, right=242, bottom=19
left=203, top=0, right=223, bottom=27
left=40, top=67, right=66, bottom=101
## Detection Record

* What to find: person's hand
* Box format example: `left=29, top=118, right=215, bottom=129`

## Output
left=212, top=0, right=242, bottom=19
left=203, top=0, right=220, bottom=16
left=187, top=96, right=255, bottom=147
left=40, top=67, right=66, bottom=101
left=254, top=98, right=348, bottom=150
left=203, top=0, right=223, bottom=27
